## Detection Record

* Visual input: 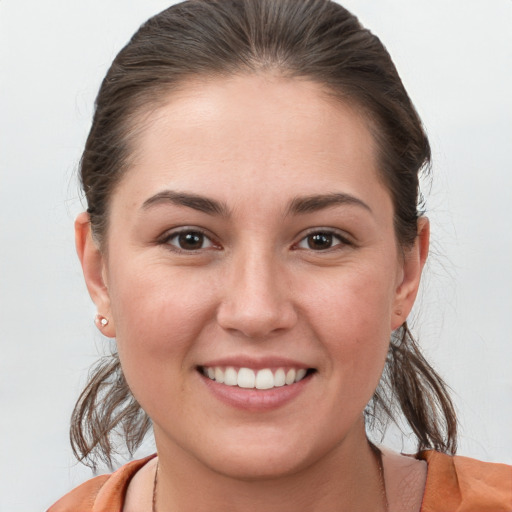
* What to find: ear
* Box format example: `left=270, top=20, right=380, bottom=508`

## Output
left=391, top=217, right=430, bottom=330
left=75, top=212, right=116, bottom=338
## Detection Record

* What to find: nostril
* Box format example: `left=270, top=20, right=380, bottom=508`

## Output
left=216, top=301, right=298, bottom=339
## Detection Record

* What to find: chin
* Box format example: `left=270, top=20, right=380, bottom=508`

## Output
left=206, top=450, right=310, bottom=481
left=195, top=430, right=333, bottom=481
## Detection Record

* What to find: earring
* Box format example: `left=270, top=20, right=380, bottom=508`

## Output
left=95, top=314, right=109, bottom=328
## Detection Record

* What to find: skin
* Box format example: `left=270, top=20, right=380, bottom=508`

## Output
left=76, top=74, right=429, bottom=511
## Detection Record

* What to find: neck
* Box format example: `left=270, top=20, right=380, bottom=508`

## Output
left=153, top=424, right=387, bottom=512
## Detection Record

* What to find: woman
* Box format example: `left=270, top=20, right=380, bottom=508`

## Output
left=48, top=0, right=511, bottom=510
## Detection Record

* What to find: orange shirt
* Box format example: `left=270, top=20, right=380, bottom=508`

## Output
left=48, top=451, right=512, bottom=511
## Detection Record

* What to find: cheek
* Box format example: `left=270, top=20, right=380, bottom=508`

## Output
left=307, top=263, right=396, bottom=333
left=302, top=264, right=396, bottom=380
left=110, top=261, right=215, bottom=343
left=107, top=264, right=217, bottom=395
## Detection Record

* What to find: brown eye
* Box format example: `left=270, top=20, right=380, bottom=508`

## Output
left=167, top=231, right=214, bottom=251
left=297, top=231, right=347, bottom=251
left=307, top=233, right=334, bottom=250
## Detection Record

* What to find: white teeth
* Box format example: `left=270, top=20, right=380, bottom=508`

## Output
left=255, top=369, right=274, bottom=390
left=237, top=368, right=255, bottom=388
left=203, top=366, right=310, bottom=389
left=224, top=367, right=237, bottom=386
left=295, top=368, right=307, bottom=382
left=214, top=367, right=225, bottom=384
left=274, top=368, right=286, bottom=387
left=285, top=369, right=296, bottom=385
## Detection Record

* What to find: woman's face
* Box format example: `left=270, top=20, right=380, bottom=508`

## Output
left=79, top=74, right=427, bottom=478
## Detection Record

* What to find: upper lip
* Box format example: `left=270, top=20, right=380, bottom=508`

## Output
left=199, top=356, right=312, bottom=370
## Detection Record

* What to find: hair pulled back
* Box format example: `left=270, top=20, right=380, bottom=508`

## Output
left=72, top=0, right=457, bottom=469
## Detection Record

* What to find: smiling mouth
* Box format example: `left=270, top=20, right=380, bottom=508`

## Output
left=199, top=366, right=315, bottom=390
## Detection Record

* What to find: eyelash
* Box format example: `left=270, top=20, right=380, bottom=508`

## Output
left=158, top=227, right=352, bottom=253
left=294, top=229, right=352, bottom=252
left=159, top=228, right=219, bottom=253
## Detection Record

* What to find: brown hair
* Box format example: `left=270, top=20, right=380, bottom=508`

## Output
left=72, top=0, right=457, bottom=469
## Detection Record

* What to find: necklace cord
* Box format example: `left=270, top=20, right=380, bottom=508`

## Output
left=369, top=441, right=390, bottom=512
left=152, top=460, right=159, bottom=512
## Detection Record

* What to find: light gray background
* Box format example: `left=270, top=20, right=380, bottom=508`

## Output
left=1, top=1, right=511, bottom=510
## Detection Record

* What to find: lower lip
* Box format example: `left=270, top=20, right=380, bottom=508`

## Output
left=200, top=372, right=313, bottom=411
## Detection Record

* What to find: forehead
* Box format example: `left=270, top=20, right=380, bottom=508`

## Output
left=117, top=73, right=388, bottom=211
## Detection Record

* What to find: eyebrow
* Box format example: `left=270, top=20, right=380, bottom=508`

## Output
left=141, top=190, right=371, bottom=217
left=141, top=190, right=229, bottom=216
left=287, top=193, right=372, bottom=215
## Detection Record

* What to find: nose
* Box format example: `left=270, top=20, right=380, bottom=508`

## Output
left=216, top=248, right=298, bottom=339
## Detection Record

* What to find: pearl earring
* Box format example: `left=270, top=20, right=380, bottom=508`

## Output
left=96, top=315, right=109, bottom=327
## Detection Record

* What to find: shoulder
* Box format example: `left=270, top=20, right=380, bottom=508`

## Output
left=47, top=474, right=111, bottom=512
left=418, top=450, right=512, bottom=512
left=47, top=454, right=156, bottom=512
